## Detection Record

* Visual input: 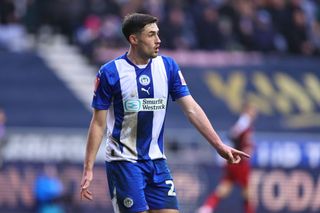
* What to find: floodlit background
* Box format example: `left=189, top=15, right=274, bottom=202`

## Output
left=0, top=0, right=320, bottom=213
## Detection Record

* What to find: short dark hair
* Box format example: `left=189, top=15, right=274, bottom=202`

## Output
left=122, top=13, right=158, bottom=41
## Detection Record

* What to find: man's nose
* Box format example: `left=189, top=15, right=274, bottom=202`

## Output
left=156, top=34, right=161, bottom=43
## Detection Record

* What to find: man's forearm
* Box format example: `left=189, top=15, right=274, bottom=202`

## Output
left=186, top=103, right=224, bottom=149
left=83, top=121, right=105, bottom=171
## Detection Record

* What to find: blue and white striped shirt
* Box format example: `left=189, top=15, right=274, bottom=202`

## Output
left=92, top=53, right=190, bottom=161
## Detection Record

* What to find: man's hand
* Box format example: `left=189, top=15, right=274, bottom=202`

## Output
left=217, top=144, right=250, bottom=164
left=80, top=170, right=93, bottom=200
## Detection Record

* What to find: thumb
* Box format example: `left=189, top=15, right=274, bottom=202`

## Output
left=228, top=152, right=235, bottom=163
left=81, top=178, right=91, bottom=189
left=233, top=155, right=241, bottom=164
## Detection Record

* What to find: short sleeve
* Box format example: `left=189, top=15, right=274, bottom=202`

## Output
left=91, top=68, right=112, bottom=110
left=168, top=58, right=190, bottom=101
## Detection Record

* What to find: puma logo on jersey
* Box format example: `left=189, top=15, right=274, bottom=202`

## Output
left=141, top=87, right=150, bottom=95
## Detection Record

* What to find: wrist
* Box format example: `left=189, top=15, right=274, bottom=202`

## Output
left=213, top=140, right=224, bottom=150
left=83, top=163, right=93, bottom=172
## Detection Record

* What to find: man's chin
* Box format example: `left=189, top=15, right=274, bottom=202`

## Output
left=151, top=52, right=158, bottom=58
left=145, top=51, right=158, bottom=59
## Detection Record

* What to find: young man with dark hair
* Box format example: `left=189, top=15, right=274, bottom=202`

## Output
left=80, top=13, right=249, bottom=213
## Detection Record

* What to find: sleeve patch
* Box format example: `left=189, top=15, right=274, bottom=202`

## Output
left=94, top=76, right=100, bottom=96
left=178, top=70, right=187, bottom=85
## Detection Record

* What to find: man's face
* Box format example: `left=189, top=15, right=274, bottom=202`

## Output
left=135, top=23, right=161, bottom=59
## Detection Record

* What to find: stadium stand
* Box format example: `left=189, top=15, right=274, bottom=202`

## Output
left=0, top=50, right=91, bottom=127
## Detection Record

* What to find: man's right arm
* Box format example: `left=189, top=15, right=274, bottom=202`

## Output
left=80, top=109, right=107, bottom=200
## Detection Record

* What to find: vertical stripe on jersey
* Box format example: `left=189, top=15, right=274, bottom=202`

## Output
left=108, top=63, right=124, bottom=151
left=115, top=59, right=138, bottom=160
left=136, top=62, right=154, bottom=159
left=111, top=187, right=120, bottom=213
left=148, top=56, right=168, bottom=158
left=107, top=103, right=115, bottom=139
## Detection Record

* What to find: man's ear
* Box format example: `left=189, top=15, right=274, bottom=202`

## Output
left=129, top=34, right=138, bottom=45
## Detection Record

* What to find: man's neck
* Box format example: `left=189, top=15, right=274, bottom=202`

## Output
left=127, top=49, right=149, bottom=65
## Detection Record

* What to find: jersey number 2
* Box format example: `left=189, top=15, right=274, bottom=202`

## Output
left=165, top=180, right=176, bottom=196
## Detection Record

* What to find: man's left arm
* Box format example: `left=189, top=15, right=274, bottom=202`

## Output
left=177, top=95, right=250, bottom=163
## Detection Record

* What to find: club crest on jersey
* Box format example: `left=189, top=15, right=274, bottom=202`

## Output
left=124, top=197, right=134, bottom=208
left=139, top=75, right=150, bottom=86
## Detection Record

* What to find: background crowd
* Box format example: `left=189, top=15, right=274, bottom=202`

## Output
left=1, top=0, right=320, bottom=62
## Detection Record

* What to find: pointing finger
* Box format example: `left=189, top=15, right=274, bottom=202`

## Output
left=233, top=150, right=250, bottom=158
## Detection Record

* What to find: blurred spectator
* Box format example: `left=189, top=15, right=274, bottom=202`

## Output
left=75, top=14, right=124, bottom=62
left=147, top=0, right=165, bottom=20
left=76, top=14, right=102, bottom=59
left=288, top=8, right=314, bottom=54
left=120, top=0, right=148, bottom=17
left=160, top=7, right=197, bottom=49
left=233, top=0, right=256, bottom=51
left=267, top=0, right=291, bottom=52
left=59, top=0, right=87, bottom=42
left=218, top=17, right=239, bottom=50
left=0, top=108, right=7, bottom=169
left=196, top=6, right=225, bottom=50
left=0, top=0, right=16, bottom=24
left=86, top=0, right=109, bottom=16
left=34, top=164, right=65, bottom=213
left=0, top=0, right=29, bottom=52
left=2, top=0, right=320, bottom=57
left=99, top=15, right=124, bottom=47
left=23, top=0, right=40, bottom=34
left=311, top=17, right=320, bottom=54
left=268, top=0, right=291, bottom=39
left=252, top=10, right=276, bottom=52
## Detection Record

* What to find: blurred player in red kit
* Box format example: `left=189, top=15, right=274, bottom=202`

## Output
left=198, top=102, right=258, bottom=213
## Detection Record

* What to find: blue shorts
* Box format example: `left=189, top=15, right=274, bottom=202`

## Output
left=105, top=159, right=179, bottom=213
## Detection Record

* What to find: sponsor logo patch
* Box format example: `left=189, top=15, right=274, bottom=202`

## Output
left=124, top=98, right=166, bottom=112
